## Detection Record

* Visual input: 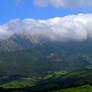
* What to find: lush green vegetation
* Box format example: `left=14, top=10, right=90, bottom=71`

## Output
left=0, top=70, right=68, bottom=88
left=1, top=68, right=92, bottom=91
left=0, top=77, right=36, bottom=88
left=49, top=85, right=92, bottom=92
left=29, top=68, right=92, bottom=91
left=1, top=84, right=92, bottom=92
left=0, top=64, right=92, bottom=92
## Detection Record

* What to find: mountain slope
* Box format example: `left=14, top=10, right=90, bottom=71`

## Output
left=0, top=38, right=92, bottom=75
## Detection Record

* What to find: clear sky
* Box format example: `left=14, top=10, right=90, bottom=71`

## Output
left=0, top=0, right=92, bottom=24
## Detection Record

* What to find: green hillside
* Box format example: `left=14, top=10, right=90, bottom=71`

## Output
left=0, top=84, right=92, bottom=92
left=0, top=70, right=68, bottom=88
left=29, top=68, right=92, bottom=91
left=0, top=65, right=92, bottom=92
left=49, top=85, right=92, bottom=92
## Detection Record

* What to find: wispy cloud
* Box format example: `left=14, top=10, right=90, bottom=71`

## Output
left=33, top=0, right=92, bottom=8
left=14, top=0, right=24, bottom=6
left=0, top=14, right=92, bottom=42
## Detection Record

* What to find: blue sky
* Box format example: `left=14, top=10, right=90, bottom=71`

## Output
left=0, top=0, right=92, bottom=41
left=0, top=0, right=92, bottom=24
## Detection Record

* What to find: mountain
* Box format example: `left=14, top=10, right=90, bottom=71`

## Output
left=0, top=33, right=92, bottom=75
left=0, top=33, right=92, bottom=91
left=0, top=33, right=50, bottom=52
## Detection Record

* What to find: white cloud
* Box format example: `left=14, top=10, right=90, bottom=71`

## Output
left=33, top=0, right=92, bottom=8
left=1, top=14, right=92, bottom=42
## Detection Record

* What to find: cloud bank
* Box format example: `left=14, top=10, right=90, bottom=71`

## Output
left=0, top=14, right=92, bottom=42
left=34, top=0, right=92, bottom=8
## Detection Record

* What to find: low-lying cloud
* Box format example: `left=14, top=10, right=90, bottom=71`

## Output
left=34, top=0, right=92, bottom=8
left=0, top=14, right=92, bottom=42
